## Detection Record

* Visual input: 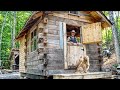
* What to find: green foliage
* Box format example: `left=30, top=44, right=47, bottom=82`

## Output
left=102, top=11, right=120, bottom=51
left=113, top=63, right=119, bottom=68
left=0, top=11, right=32, bottom=68
left=76, top=37, right=80, bottom=43
left=1, top=60, right=10, bottom=69
left=102, top=28, right=113, bottom=49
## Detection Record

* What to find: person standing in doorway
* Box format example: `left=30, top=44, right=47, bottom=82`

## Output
left=67, top=30, right=79, bottom=45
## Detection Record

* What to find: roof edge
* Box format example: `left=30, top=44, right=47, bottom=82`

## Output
left=97, top=11, right=113, bottom=26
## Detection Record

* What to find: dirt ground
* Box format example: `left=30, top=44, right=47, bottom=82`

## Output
left=102, top=53, right=117, bottom=71
left=0, top=72, right=20, bottom=79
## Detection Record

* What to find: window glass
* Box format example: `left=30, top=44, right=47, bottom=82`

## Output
left=31, top=29, right=37, bottom=52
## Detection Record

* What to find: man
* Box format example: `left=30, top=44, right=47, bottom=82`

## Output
left=67, top=30, right=79, bottom=45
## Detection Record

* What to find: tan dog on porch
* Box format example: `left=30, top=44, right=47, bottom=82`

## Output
left=75, top=55, right=90, bottom=74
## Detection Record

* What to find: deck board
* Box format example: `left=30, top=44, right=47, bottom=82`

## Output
left=52, top=72, right=112, bottom=79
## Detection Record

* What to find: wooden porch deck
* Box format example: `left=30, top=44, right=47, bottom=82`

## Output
left=52, top=72, right=112, bottom=79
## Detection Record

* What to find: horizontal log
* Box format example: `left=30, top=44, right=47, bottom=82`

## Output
left=47, top=70, right=76, bottom=75
left=48, top=20, right=56, bottom=25
left=48, top=29, right=59, bottom=35
left=47, top=34, right=60, bottom=40
left=47, top=65, right=64, bottom=70
left=38, top=43, right=60, bottom=49
left=45, top=48, right=63, bottom=54
left=47, top=54, right=64, bottom=61
left=47, top=39, right=59, bottom=45
left=46, top=24, right=59, bottom=30
left=52, top=12, right=93, bottom=23
left=48, top=60, right=64, bottom=65
left=26, top=69, right=44, bottom=75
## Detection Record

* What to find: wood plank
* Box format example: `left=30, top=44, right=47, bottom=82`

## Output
left=38, top=33, right=60, bottom=40
left=63, top=22, right=68, bottom=69
left=82, top=22, right=102, bottom=44
left=48, top=29, right=59, bottom=35
left=47, top=34, right=60, bottom=40
left=45, top=48, right=63, bottom=54
left=19, top=35, right=26, bottom=73
left=47, top=53, right=64, bottom=61
left=48, top=20, right=56, bottom=25
left=59, top=22, right=64, bottom=49
left=47, top=24, right=59, bottom=30
left=52, top=72, right=112, bottom=79
left=67, top=45, right=84, bottom=67
left=38, top=43, right=60, bottom=49
left=52, top=13, right=93, bottom=23
left=32, top=12, right=43, bottom=19
left=47, top=65, right=64, bottom=70
left=47, top=39, right=59, bottom=45
left=47, top=70, right=76, bottom=75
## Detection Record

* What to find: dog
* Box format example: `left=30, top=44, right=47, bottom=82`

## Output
left=75, top=55, right=90, bottom=74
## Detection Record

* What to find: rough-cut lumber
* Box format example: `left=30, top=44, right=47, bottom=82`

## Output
left=82, top=22, right=102, bottom=44
left=52, top=72, right=112, bottom=79
left=67, top=45, right=84, bottom=67
left=19, top=35, right=26, bottom=73
left=52, top=12, right=94, bottom=23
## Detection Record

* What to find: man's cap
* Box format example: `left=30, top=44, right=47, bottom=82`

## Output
left=71, top=30, right=76, bottom=33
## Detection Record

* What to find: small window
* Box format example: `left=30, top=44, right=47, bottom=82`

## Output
left=66, top=24, right=81, bottom=44
left=69, top=11, right=79, bottom=15
left=31, top=29, right=37, bottom=52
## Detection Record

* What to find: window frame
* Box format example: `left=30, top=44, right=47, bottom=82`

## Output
left=30, top=28, right=37, bottom=52
left=69, top=11, right=79, bottom=16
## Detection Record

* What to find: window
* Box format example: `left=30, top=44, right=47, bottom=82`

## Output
left=69, top=11, right=79, bottom=15
left=31, top=29, right=37, bottom=52
left=66, top=24, right=81, bottom=43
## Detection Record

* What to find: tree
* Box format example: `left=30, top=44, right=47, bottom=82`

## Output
left=0, top=11, right=32, bottom=69
left=109, top=11, right=120, bottom=64
left=0, top=11, right=8, bottom=66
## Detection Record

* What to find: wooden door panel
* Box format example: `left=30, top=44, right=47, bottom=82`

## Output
left=82, top=22, right=102, bottom=44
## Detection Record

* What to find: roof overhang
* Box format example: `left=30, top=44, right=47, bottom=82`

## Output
left=84, top=11, right=112, bottom=28
left=96, top=11, right=112, bottom=27
left=15, top=11, right=44, bottom=40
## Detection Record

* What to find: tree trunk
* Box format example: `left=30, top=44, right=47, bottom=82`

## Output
left=13, top=11, right=16, bottom=48
left=0, top=11, right=8, bottom=65
left=109, top=11, right=120, bottom=64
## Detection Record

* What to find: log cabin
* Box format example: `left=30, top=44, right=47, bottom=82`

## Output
left=16, top=11, right=112, bottom=79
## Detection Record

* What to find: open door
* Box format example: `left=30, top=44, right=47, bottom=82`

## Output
left=59, top=22, right=102, bottom=69
left=81, top=22, right=102, bottom=44
left=59, top=22, right=85, bottom=69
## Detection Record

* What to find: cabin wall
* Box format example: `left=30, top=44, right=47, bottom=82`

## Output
left=86, top=43, right=103, bottom=72
left=19, top=35, right=26, bottom=73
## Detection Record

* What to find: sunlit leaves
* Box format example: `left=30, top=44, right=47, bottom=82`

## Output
left=0, top=11, right=32, bottom=68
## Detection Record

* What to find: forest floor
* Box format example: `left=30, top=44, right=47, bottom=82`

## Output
left=102, top=53, right=117, bottom=71
left=0, top=72, right=20, bottom=79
